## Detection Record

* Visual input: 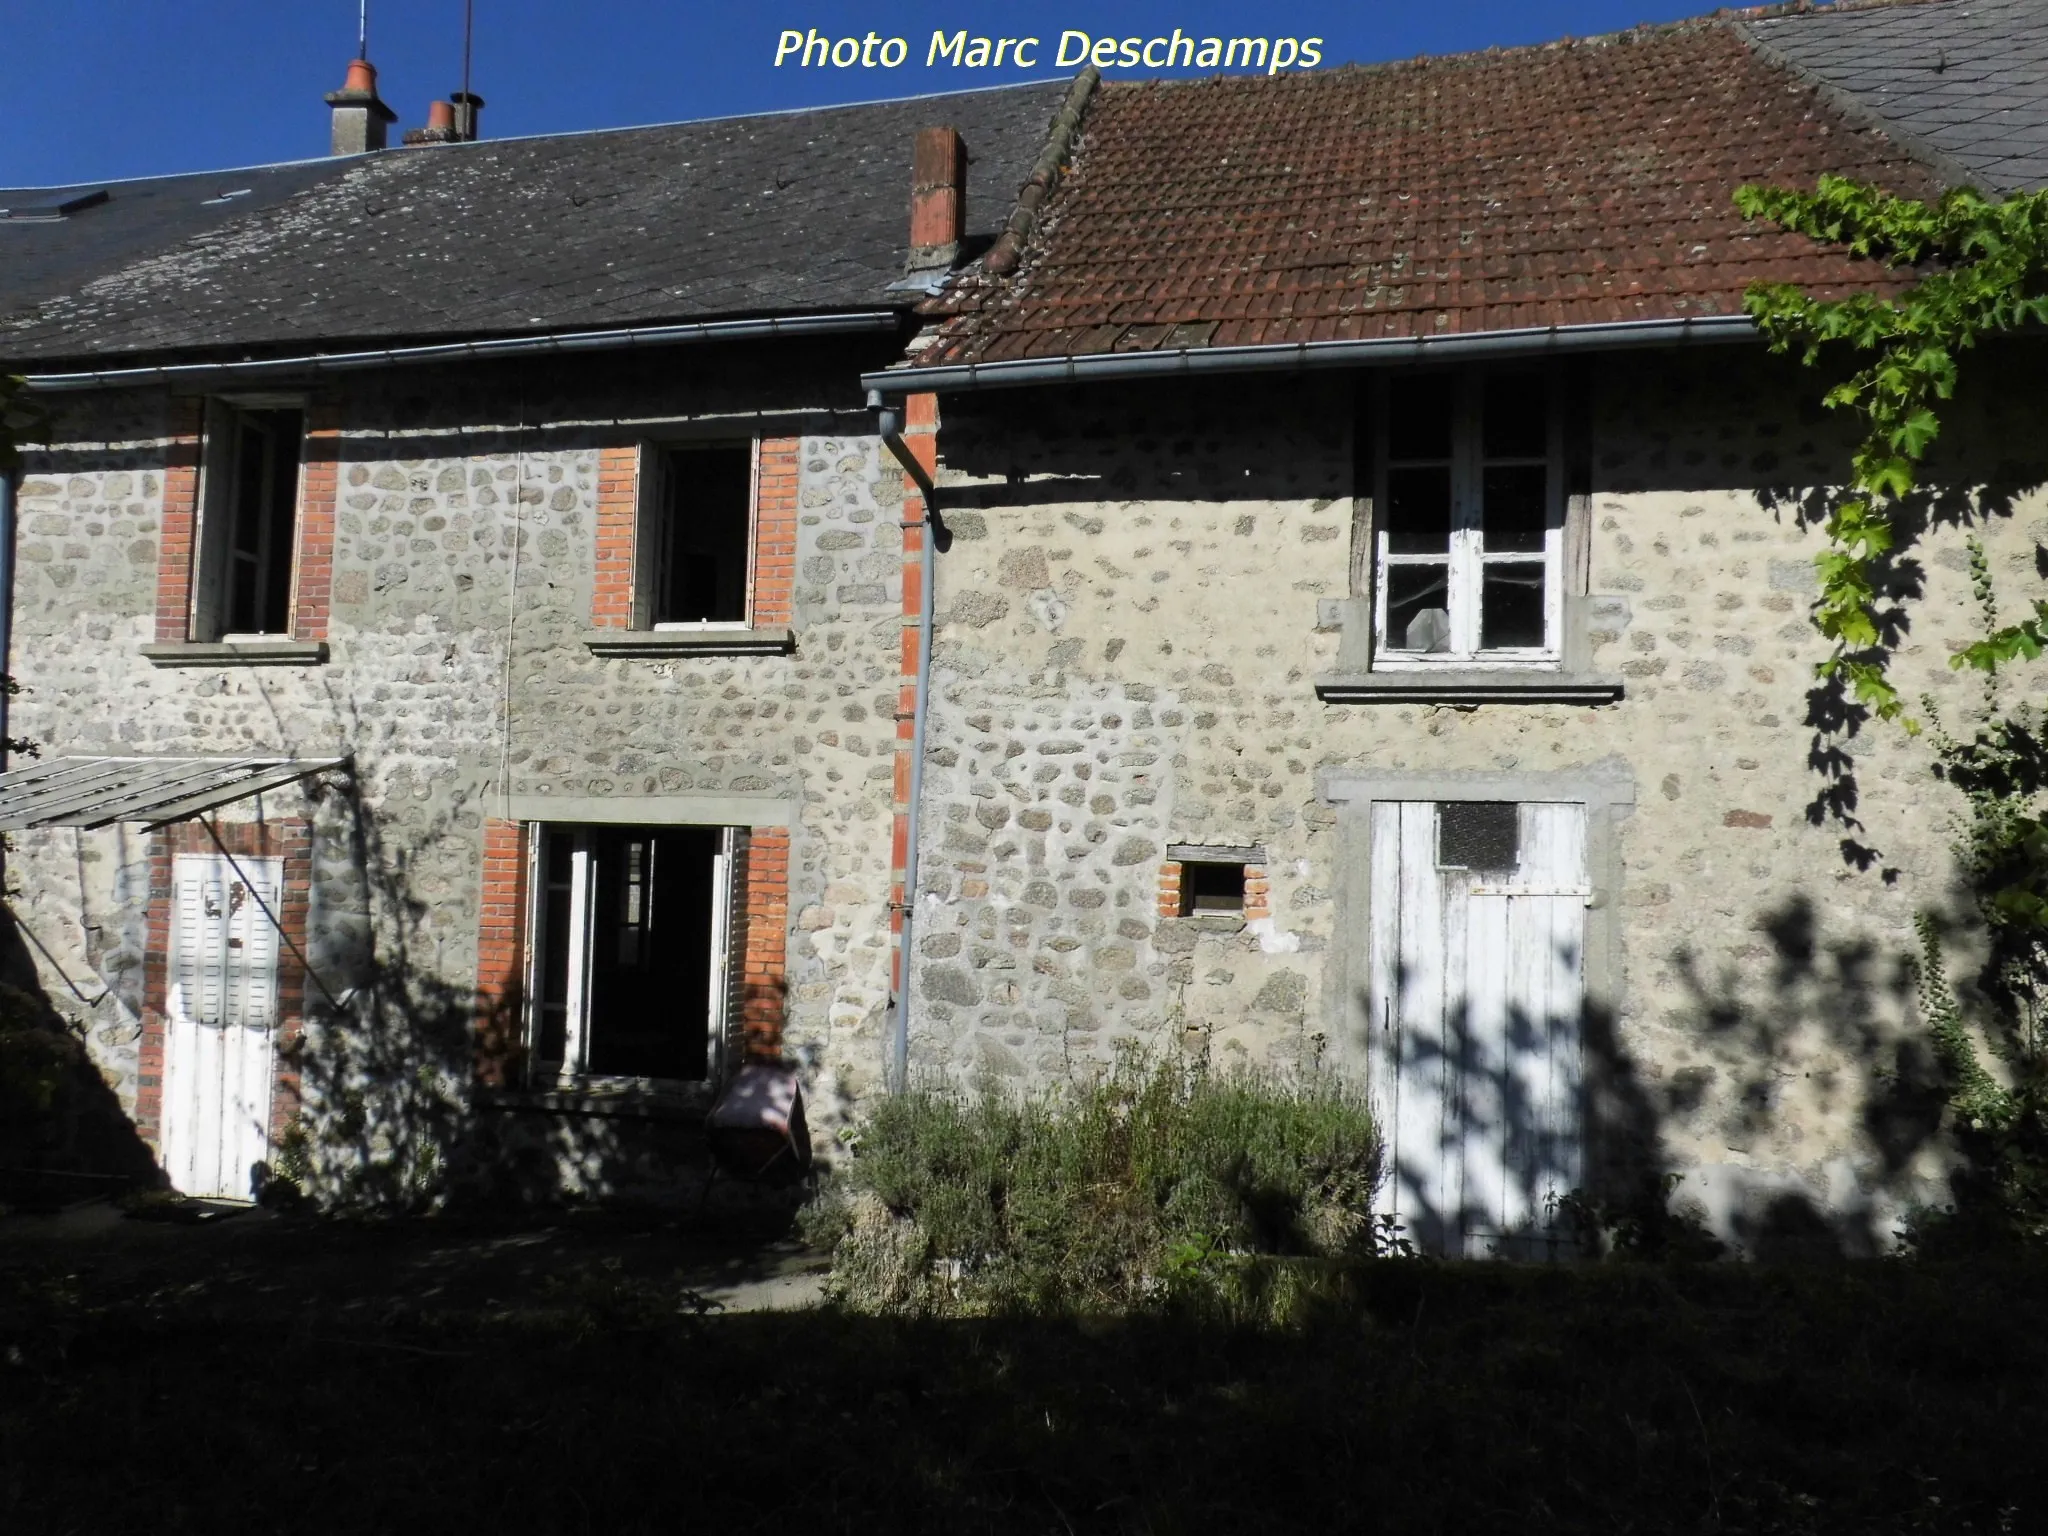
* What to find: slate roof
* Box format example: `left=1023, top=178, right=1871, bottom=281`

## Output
left=1745, top=0, right=2048, bottom=192
left=915, top=21, right=1943, bottom=367
left=0, top=160, right=346, bottom=322
left=0, top=81, right=1072, bottom=368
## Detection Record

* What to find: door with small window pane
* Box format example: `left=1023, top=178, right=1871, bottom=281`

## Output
left=1369, top=801, right=1585, bottom=1256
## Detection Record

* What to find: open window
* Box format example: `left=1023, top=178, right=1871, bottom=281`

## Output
left=527, top=824, right=734, bottom=1084
left=636, top=443, right=757, bottom=629
left=1372, top=370, right=1562, bottom=666
left=193, top=402, right=306, bottom=640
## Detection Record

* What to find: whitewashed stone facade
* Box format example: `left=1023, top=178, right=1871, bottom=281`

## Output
left=905, top=344, right=2048, bottom=1251
left=7, top=343, right=912, bottom=1201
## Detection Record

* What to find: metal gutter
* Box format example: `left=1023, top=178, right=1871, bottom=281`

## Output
left=18, top=311, right=905, bottom=392
left=863, top=314, right=1760, bottom=397
left=873, top=392, right=937, bottom=1093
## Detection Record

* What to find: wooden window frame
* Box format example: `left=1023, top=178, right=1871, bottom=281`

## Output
left=520, top=822, right=737, bottom=1090
left=191, top=396, right=312, bottom=643
left=630, top=439, right=762, bottom=633
left=1370, top=369, right=1566, bottom=670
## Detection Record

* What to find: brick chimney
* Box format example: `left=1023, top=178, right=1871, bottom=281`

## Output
left=908, top=126, right=966, bottom=272
left=325, top=57, right=397, bottom=155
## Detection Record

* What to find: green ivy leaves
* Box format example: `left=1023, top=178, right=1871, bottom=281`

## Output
left=1736, top=175, right=2048, bottom=725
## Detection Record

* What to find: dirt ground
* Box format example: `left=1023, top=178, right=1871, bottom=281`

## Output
left=0, top=1196, right=830, bottom=1317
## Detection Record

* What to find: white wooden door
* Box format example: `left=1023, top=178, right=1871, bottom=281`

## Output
left=160, top=853, right=283, bottom=1200
left=1369, top=802, right=1586, bottom=1256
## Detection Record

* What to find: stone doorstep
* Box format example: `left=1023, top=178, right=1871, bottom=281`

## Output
left=581, top=628, right=796, bottom=658
left=140, top=640, right=330, bottom=667
left=476, top=1082, right=715, bottom=1123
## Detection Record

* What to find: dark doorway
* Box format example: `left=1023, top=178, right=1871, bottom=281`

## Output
left=533, top=825, right=726, bottom=1082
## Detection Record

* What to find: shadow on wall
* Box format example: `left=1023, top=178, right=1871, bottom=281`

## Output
left=277, top=760, right=794, bottom=1215
left=0, top=908, right=159, bottom=1204
left=1365, top=888, right=1966, bottom=1259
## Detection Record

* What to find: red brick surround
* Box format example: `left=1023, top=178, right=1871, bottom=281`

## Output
left=1158, top=859, right=1270, bottom=921
left=138, top=818, right=312, bottom=1156
left=151, top=397, right=338, bottom=642
left=473, top=818, right=529, bottom=1087
left=589, top=438, right=800, bottom=631
left=730, top=826, right=789, bottom=1062
left=750, top=438, right=799, bottom=627
left=470, top=820, right=788, bottom=1081
left=291, top=402, right=341, bottom=641
left=152, top=398, right=205, bottom=641
left=591, top=445, right=640, bottom=630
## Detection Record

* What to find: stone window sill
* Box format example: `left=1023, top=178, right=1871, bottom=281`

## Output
left=142, top=640, right=329, bottom=668
left=582, top=627, right=795, bottom=658
left=1157, top=914, right=1248, bottom=937
left=1313, top=668, right=1624, bottom=705
left=477, top=1078, right=712, bottom=1122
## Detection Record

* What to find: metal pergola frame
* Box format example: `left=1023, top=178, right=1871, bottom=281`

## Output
left=0, top=754, right=347, bottom=831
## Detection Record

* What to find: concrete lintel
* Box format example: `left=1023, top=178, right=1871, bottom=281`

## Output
left=1318, top=759, right=1637, bottom=809
left=503, top=792, right=795, bottom=827
left=140, top=640, right=330, bottom=668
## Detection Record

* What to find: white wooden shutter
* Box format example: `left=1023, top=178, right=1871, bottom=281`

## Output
left=164, top=853, right=284, bottom=1200
left=173, top=856, right=282, bottom=1027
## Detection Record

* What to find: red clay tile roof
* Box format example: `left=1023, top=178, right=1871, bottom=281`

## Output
left=917, top=21, right=1942, bottom=366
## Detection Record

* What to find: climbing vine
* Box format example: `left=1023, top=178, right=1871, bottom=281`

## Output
left=1735, top=175, right=2048, bottom=724
left=1738, top=179, right=2048, bottom=1244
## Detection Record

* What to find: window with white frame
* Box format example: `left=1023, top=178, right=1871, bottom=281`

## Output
left=635, top=442, right=757, bottom=629
left=193, top=401, right=307, bottom=640
left=527, top=824, right=735, bottom=1084
left=1373, top=370, right=1562, bottom=665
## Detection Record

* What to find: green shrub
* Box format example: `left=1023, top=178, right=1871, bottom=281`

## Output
left=802, top=1054, right=1383, bottom=1316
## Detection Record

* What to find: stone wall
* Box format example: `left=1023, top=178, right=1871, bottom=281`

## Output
left=5, top=340, right=910, bottom=1198
left=911, top=346, right=2048, bottom=1246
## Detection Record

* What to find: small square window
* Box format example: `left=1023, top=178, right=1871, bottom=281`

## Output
left=1181, top=861, right=1247, bottom=916
left=1437, top=802, right=1520, bottom=873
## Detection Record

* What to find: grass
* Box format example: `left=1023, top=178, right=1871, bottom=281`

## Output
left=1, top=1221, right=2042, bottom=1534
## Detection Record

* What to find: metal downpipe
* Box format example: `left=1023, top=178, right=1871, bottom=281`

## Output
left=875, top=392, right=937, bottom=1093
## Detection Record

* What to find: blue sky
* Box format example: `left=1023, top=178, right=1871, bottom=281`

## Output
left=1, top=1, right=1723, bottom=187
